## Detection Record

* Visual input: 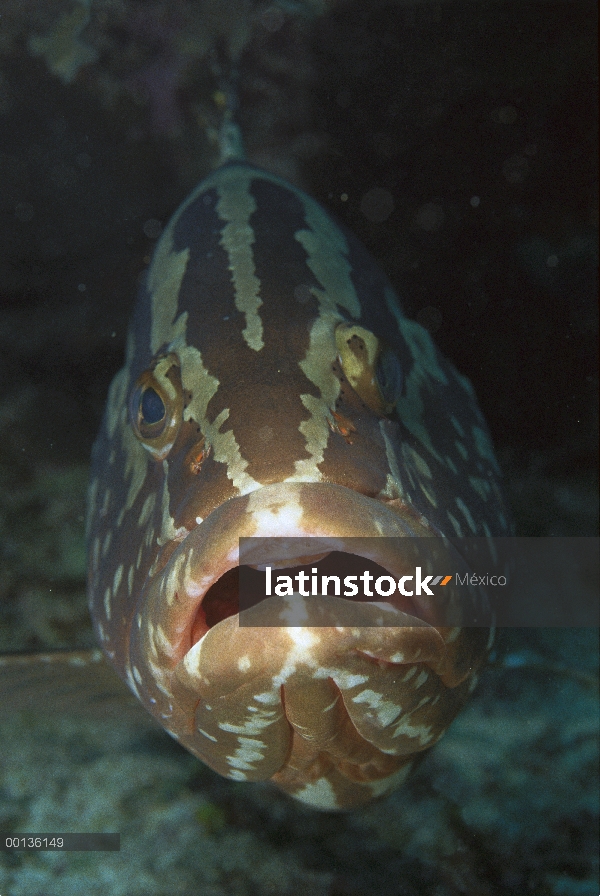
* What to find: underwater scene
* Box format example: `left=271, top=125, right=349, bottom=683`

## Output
left=0, top=1, right=597, bottom=894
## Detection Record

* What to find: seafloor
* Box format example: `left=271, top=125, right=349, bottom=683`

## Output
left=0, top=1, right=598, bottom=894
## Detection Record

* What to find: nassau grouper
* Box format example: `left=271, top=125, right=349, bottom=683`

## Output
left=87, top=161, right=510, bottom=810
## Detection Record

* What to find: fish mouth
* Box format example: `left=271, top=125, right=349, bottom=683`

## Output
left=139, top=481, right=461, bottom=671
left=189, top=551, right=427, bottom=646
left=129, top=481, right=492, bottom=760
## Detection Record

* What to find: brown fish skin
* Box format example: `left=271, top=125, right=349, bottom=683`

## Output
left=87, top=162, right=508, bottom=810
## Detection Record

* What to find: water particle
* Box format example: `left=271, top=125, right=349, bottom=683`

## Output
left=143, top=218, right=163, bottom=239
left=415, top=202, right=444, bottom=232
left=361, top=187, right=394, bottom=223
left=15, top=202, right=34, bottom=222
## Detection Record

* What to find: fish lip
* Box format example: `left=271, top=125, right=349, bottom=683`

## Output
left=138, top=481, right=446, bottom=670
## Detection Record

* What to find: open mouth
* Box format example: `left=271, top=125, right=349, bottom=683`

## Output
left=190, top=565, right=241, bottom=641
left=136, top=481, right=467, bottom=681
left=190, top=550, right=425, bottom=647
left=129, top=481, right=492, bottom=773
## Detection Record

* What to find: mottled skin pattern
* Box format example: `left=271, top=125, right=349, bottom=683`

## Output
left=87, top=162, right=509, bottom=810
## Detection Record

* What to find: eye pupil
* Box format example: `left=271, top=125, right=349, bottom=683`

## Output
left=140, top=387, right=165, bottom=424
left=376, top=350, right=403, bottom=406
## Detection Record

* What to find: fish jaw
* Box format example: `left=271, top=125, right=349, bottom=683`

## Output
left=120, top=481, right=490, bottom=810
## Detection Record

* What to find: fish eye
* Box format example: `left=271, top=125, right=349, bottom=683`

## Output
left=335, top=323, right=401, bottom=416
left=129, top=353, right=184, bottom=459
left=375, top=346, right=403, bottom=409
